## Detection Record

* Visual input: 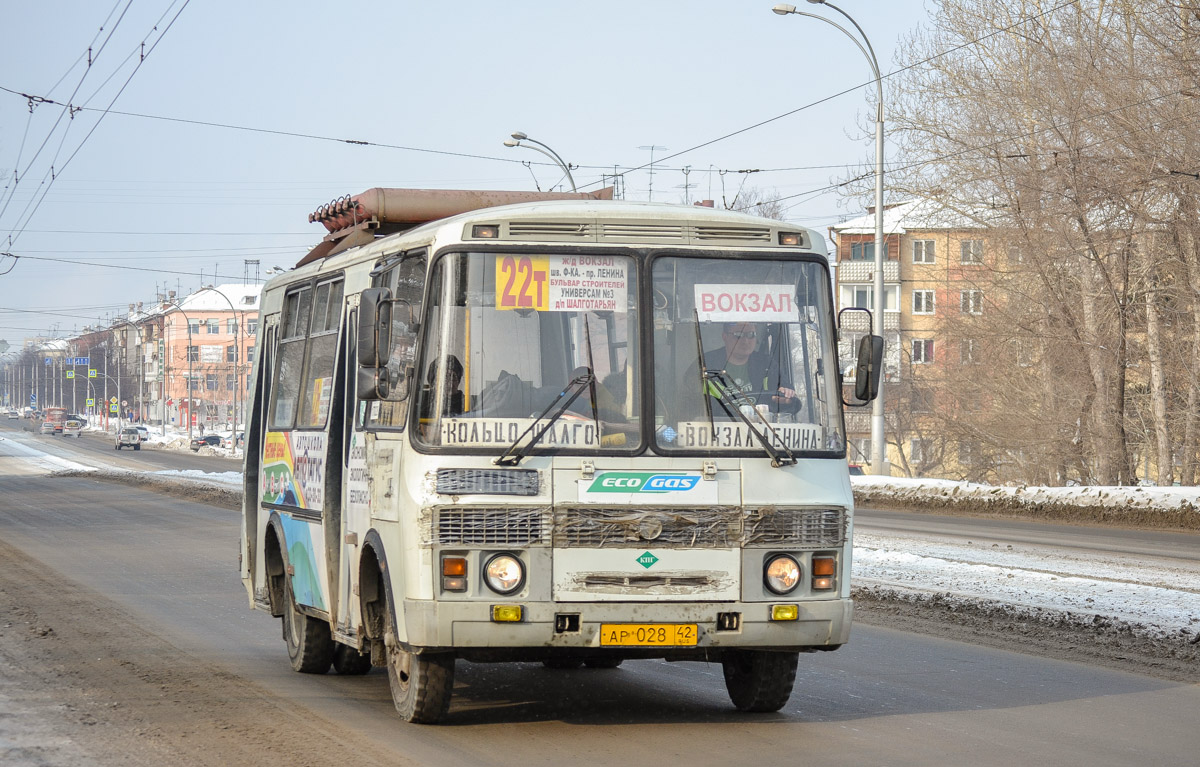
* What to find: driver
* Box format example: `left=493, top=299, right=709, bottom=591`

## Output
left=702, top=322, right=797, bottom=411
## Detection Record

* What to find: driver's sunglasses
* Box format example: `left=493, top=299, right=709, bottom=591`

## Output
left=728, top=331, right=757, bottom=339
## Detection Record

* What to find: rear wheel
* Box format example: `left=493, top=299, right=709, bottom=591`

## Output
left=333, top=644, right=373, bottom=675
left=282, top=577, right=334, bottom=674
left=721, top=650, right=798, bottom=713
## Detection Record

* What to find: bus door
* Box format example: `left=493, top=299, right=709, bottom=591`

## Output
left=262, top=276, right=345, bottom=618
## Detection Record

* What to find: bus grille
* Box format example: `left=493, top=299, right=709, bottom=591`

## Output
left=743, top=507, right=846, bottom=546
left=554, top=507, right=846, bottom=548
left=434, top=507, right=550, bottom=545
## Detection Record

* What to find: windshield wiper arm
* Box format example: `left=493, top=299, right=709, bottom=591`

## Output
left=494, top=366, right=595, bottom=467
left=703, top=370, right=797, bottom=468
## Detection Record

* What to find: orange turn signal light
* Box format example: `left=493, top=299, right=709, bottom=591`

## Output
left=812, top=556, right=836, bottom=577
left=442, top=557, right=467, bottom=577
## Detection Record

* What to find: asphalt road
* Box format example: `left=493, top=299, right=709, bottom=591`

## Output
left=0, top=432, right=1197, bottom=766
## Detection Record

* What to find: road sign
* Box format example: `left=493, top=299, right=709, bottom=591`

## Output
left=109, top=404, right=118, bottom=413
left=88, top=369, right=97, bottom=378
left=110, top=396, right=118, bottom=404
left=66, top=371, right=75, bottom=379
left=45, top=358, right=51, bottom=366
left=73, top=356, right=89, bottom=365
left=30, top=394, right=36, bottom=403
left=86, top=398, right=94, bottom=407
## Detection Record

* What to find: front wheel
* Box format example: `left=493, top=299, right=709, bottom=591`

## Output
left=386, top=634, right=454, bottom=723
left=282, top=577, right=334, bottom=674
left=722, top=650, right=798, bottom=713
left=333, top=644, right=373, bottom=675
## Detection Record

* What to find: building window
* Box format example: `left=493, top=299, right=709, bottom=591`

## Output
left=960, top=239, right=984, bottom=264
left=226, top=374, right=237, bottom=390
left=912, top=290, right=935, bottom=314
left=206, top=318, right=220, bottom=334
left=960, top=338, right=978, bottom=364
left=959, top=441, right=980, bottom=465
left=912, top=339, right=934, bottom=364
left=246, top=345, right=255, bottom=363
left=910, top=438, right=932, bottom=464
left=1007, top=244, right=1024, bottom=264
left=247, top=318, right=258, bottom=336
left=187, top=375, right=201, bottom=391
left=961, top=289, right=983, bottom=314
left=1014, top=339, right=1034, bottom=367
left=841, top=284, right=899, bottom=312
left=227, top=318, right=238, bottom=334
left=849, top=437, right=871, bottom=464
left=186, top=345, right=199, bottom=363
left=849, top=241, right=889, bottom=261
left=226, top=345, right=237, bottom=363
left=913, top=239, right=935, bottom=264
left=910, top=387, right=934, bottom=413
left=206, top=373, right=219, bottom=391
left=188, top=319, right=200, bottom=336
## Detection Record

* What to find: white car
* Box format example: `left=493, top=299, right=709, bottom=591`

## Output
left=6, top=410, right=18, bottom=420
left=133, top=425, right=150, bottom=442
left=62, top=419, right=83, bottom=437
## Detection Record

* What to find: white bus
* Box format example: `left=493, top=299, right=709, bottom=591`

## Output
left=240, top=188, right=882, bottom=723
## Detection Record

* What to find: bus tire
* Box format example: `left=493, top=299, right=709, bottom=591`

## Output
left=386, top=637, right=454, bottom=723
left=333, top=644, right=372, bottom=676
left=721, top=650, right=798, bottom=713
left=583, top=656, right=623, bottom=669
left=282, top=577, right=334, bottom=674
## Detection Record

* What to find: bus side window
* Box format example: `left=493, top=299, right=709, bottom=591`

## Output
left=367, top=252, right=427, bottom=430
left=269, top=286, right=312, bottom=429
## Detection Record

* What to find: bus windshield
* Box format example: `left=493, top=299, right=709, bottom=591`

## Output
left=413, top=251, right=640, bottom=454
left=651, top=255, right=845, bottom=456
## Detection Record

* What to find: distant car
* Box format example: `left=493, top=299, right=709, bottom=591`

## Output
left=6, top=410, right=18, bottom=420
left=62, top=419, right=83, bottom=437
left=848, top=464, right=865, bottom=476
left=133, top=425, right=150, bottom=442
left=115, top=427, right=142, bottom=450
left=190, top=434, right=222, bottom=451
left=39, top=421, right=56, bottom=435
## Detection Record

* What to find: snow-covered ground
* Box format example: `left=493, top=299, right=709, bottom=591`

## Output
left=3, top=425, right=1198, bottom=643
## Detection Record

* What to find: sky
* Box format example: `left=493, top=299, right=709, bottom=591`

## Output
left=0, top=0, right=935, bottom=352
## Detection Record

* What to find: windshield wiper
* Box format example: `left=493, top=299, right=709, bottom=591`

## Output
left=703, top=369, right=797, bottom=468
left=494, top=365, right=596, bottom=467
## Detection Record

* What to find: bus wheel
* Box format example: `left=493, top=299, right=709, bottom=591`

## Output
left=333, top=644, right=372, bottom=675
left=282, top=578, right=334, bottom=674
left=721, top=650, right=798, bottom=713
left=583, top=656, right=623, bottom=669
left=386, top=635, right=454, bottom=723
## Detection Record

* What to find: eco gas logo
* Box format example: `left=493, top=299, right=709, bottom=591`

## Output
left=588, top=472, right=701, bottom=493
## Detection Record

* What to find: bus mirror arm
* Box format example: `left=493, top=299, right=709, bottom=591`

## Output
left=358, top=366, right=391, bottom=401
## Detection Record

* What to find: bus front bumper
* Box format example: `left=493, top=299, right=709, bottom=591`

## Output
left=399, top=598, right=853, bottom=653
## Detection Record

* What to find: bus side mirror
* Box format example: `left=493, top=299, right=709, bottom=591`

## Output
left=358, top=288, right=393, bottom=367
left=358, top=366, right=390, bottom=401
left=855, top=334, right=884, bottom=401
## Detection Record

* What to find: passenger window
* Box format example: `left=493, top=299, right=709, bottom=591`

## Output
left=298, top=278, right=344, bottom=428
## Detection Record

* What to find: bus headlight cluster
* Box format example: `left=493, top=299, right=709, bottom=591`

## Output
left=764, top=554, right=801, bottom=595
left=484, top=553, right=525, bottom=595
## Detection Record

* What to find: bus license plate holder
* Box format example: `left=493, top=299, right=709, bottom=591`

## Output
left=599, top=623, right=698, bottom=646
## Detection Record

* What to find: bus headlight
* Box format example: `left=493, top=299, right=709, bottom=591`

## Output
left=764, top=554, right=801, bottom=595
left=484, top=553, right=525, bottom=595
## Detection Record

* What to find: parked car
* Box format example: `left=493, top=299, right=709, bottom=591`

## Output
left=62, top=419, right=83, bottom=437
left=39, top=421, right=56, bottom=435
left=848, top=464, right=865, bottom=476
left=115, top=427, right=142, bottom=450
left=190, top=434, right=222, bottom=451
left=133, top=425, right=150, bottom=442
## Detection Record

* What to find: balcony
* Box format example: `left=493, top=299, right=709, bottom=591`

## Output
left=834, top=259, right=899, bottom=283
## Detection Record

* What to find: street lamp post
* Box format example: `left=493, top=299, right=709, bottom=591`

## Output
left=773, top=1, right=888, bottom=475
left=504, top=132, right=577, bottom=192
left=195, top=286, right=241, bottom=457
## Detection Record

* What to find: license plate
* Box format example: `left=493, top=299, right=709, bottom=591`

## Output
left=599, top=623, right=698, bottom=646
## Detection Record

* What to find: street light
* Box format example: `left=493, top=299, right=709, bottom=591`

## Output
left=504, top=132, right=577, bottom=192
left=773, top=1, right=888, bottom=476
left=195, top=286, right=242, bottom=457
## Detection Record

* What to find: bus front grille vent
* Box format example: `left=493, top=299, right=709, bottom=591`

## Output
left=555, top=507, right=739, bottom=548
left=507, top=221, right=593, bottom=239
left=743, top=507, right=846, bottom=547
left=599, top=223, right=686, bottom=241
left=554, top=507, right=846, bottom=548
left=435, top=507, right=551, bottom=545
left=693, top=225, right=772, bottom=243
